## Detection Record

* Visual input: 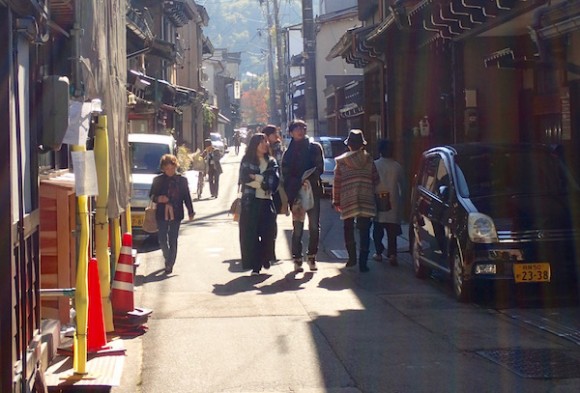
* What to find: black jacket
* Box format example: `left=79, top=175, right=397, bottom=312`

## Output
left=149, top=174, right=194, bottom=221
left=281, top=138, right=324, bottom=204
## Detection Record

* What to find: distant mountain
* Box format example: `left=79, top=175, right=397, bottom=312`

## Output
left=202, top=0, right=303, bottom=80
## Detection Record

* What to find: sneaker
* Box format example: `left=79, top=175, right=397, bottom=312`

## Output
left=388, top=255, right=399, bottom=266
left=372, top=253, right=383, bottom=262
left=293, top=259, right=304, bottom=273
left=251, top=270, right=260, bottom=276
left=307, top=255, right=318, bottom=271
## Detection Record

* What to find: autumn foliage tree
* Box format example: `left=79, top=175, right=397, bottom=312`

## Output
left=240, top=88, right=269, bottom=125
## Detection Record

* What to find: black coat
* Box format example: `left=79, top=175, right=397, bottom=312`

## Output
left=149, top=174, right=194, bottom=221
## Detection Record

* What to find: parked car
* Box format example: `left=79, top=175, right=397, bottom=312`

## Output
left=409, top=143, right=580, bottom=303
left=313, top=136, right=347, bottom=195
left=210, top=132, right=226, bottom=155
left=128, top=133, right=176, bottom=234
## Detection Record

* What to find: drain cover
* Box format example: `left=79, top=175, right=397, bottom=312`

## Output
left=477, top=348, right=580, bottom=379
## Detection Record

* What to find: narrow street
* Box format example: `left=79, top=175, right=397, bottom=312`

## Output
left=114, top=149, right=580, bottom=393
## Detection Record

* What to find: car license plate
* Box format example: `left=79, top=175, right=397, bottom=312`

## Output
left=513, top=263, right=551, bottom=283
left=132, top=214, right=145, bottom=228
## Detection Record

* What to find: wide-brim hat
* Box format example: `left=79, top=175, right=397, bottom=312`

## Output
left=344, top=129, right=367, bottom=146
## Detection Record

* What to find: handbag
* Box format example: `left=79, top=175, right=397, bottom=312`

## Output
left=375, top=192, right=391, bottom=212
left=142, top=200, right=158, bottom=233
left=230, top=197, right=242, bottom=222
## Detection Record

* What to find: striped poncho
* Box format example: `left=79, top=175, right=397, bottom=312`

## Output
left=332, top=149, right=378, bottom=220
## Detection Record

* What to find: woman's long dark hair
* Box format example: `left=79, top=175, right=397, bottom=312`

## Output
left=244, top=133, right=268, bottom=165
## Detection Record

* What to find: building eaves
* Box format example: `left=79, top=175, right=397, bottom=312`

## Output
left=317, top=6, right=358, bottom=24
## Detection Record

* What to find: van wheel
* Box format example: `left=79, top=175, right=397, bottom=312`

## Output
left=452, top=244, right=472, bottom=302
left=411, top=231, right=429, bottom=279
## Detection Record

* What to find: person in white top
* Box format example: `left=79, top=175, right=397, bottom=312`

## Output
left=372, top=139, right=404, bottom=266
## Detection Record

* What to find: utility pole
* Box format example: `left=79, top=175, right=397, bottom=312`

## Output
left=265, top=0, right=279, bottom=125
left=272, top=0, right=287, bottom=131
left=302, top=0, right=318, bottom=132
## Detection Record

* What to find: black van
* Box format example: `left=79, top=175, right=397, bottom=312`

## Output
left=409, top=143, right=580, bottom=303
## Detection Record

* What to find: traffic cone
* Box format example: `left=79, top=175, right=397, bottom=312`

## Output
left=87, top=257, right=108, bottom=352
left=111, top=233, right=134, bottom=313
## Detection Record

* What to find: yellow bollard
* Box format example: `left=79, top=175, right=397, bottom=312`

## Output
left=94, top=115, right=114, bottom=332
left=72, top=144, right=89, bottom=375
left=112, top=217, right=122, bottom=265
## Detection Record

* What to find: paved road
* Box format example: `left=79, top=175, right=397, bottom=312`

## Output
left=113, top=149, right=580, bottom=393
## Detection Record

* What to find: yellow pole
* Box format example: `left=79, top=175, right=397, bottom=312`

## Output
left=94, top=115, right=114, bottom=332
left=112, top=217, right=121, bottom=264
left=72, top=144, right=89, bottom=375
left=126, top=203, right=133, bottom=234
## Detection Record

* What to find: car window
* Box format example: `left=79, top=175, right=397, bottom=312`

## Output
left=454, top=148, right=578, bottom=198
left=210, top=134, right=221, bottom=142
left=418, top=156, right=439, bottom=193
left=130, top=142, right=171, bottom=174
left=322, top=140, right=347, bottom=158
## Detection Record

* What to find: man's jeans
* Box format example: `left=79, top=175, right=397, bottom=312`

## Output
left=291, top=197, right=320, bottom=260
left=157, top=219, right=181, bottom=268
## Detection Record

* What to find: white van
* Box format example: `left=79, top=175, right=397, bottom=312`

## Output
left=128, top=133, right=176, bottom=232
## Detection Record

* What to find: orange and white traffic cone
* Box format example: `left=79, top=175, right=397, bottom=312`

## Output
left=112, top=233, right=152, bottom=335
left=87, top=258, right=108, bottom=352
left=111, top=233, right=135, bottom=313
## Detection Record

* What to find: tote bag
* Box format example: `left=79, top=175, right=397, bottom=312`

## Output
left=142, top=201, right=158, bottom=233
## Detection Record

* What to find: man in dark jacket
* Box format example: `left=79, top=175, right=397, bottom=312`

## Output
left=281, top=120, right=324, bottom=272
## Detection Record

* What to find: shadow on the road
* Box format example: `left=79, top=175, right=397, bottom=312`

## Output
left=212, top=274, right=271, bottom=296
left=317, top=272, right=353, bottom=292
left=135, top=268, right=168, bottom=286
left=257, top=272, right=314, bottom=295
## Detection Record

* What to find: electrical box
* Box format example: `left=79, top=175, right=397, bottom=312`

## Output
left=41, top=76, right=70, bottom=151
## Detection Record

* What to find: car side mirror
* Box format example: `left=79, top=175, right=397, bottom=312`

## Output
left=439, top=185, right=450, bottom=202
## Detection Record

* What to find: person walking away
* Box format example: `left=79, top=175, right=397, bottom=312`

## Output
left=281, top=119, right=324, bottom=272
left=149, top=154, right=195, bottom=274
left=238, top=133, right=280, bottom=275
left=332, top=129, right=379, bottom=273
left=201, top=138, right=223, bottom=198
left=233, top=130, right=241, bottom=155
left=263, top=125, right=288, bottom=262
left=373, top=139, right=404, bottom=266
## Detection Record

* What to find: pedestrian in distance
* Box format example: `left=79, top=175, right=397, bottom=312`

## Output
left=332, top=129, right=379, bottom=273
left=263, top=125, right=289, bottom=263
left=233, top=130, right=241, bottom=155
left=238, top=133, right=280, bottom=275
left=149, top=154, right=195, bottom=274
left=281, top=119, right=324, bottom=273
left=373, top=139, right=404, bottom=266
left=201, top=138, right=223, bottom=198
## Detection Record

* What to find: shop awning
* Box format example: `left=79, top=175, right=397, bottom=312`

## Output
left=163, top=0, right=197, bottom=27
left=531, top=0, right=580, bottom=40
left=127, top=70, right=197, bottom=109
left=326, top=25, right=379, bottom=68
left=483, top=47, right=536, bottom=69
left=217, top=113, right=231, bottom=124
left=407, top=0, right=535, bottom=45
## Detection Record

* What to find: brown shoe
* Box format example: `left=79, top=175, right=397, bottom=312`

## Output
left=388, top=255, right=398, bottom=266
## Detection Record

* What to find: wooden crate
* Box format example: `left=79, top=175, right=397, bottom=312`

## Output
left=39, top=174, right=76, bottom=324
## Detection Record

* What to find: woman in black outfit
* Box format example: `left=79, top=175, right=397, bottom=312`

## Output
left=149, top=154, right=195, bottom=274
left=238, top=133, right=279, bottom=275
